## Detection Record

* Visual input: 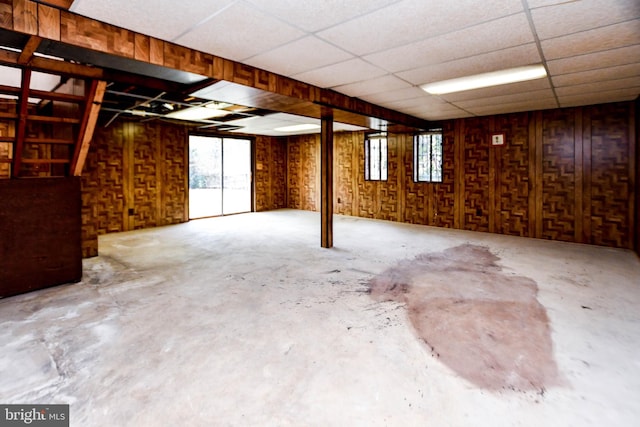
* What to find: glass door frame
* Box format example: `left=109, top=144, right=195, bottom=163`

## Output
left=188, top=133, right=254, bottom=219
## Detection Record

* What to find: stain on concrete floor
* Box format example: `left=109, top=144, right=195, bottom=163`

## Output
left=369, top=244, right=559, bottom=392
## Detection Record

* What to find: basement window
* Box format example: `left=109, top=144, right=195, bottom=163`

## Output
left=413, top=131, right=443, bottom=183
left=364, top=132, right=388, bottom=181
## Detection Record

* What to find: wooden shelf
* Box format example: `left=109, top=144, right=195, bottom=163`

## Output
left=0, top=136, right=15, bottom=142
left=27, top=115, right=81, bottom=124
left=25, top=138, right=74, bottom=145
left=21, top=158, right=70, bottom=164
left=0, top=112, right=18, bottom=120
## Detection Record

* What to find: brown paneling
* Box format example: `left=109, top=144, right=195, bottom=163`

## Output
left=60, top=11, right=135, bottom=58
left=463, top=117, right=491, bottom=232
left=5, top=3, right=433, bottom=131
left=436, top=120, right=456, bottom=228
left=541, top=108, right=576, bottom=242
left=13, top=0, right=37, bottom=35
left=37, top=3, right=59, bottom=40
left=495, top=113, right=531, bottom=237
left=284, top=101, right=635, bottom=250
left=589, top=102, right=632, bottom=247
left=80, top=118, right=188, bottom=257
left=334, top=131, right=360, bottom=216
left=255, top=135, right=286, bottom=212
left=0, top=0, right=13, bottom=30
left=287, top=134, right=318, bottom=212
left=0, top=177, right=82, bottom=297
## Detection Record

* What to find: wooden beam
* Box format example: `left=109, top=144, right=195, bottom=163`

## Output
left=320, top=107, right=334, bottom=248
left=12, top=67, right=31, bottom=178
left=18, top=35, right=42, bottom=64
left=34, top=0, right=74, bottom=10
left=71, top=79, right=106, bottom=176
left=4, top=3, right=434, bottom=130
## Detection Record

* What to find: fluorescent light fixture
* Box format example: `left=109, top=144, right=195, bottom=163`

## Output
left=166, top=106, right=229, bottom=121
left=274, top=124, right=320, bottom=132
left=421, top=65, right=547, bottom=95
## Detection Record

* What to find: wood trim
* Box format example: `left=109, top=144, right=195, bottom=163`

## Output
left=574, top=108, right=584, bottom=243
left=582, top=107, right=592, bottom=244
left=454, top=119, right=465, bottom=228
left=37, top=3, right=60, bottom=40
left=27, top=114, right=80, bottom=124
left=24, top=137, right=73, bottom=144
left=4, top=1, right=433, bottom=130
left=13, top=0, right=38, bottom=35
left=320, top=108, right=333, bottom=248
left=12, top=67, right=30, bottom=177
left=528, top=112, right=537, bottom=236
left=71, top=79, right=106, bottom=176
left=21, top=158, right=69, bottom=164
left=534, top=110, right=544, bottom=238
left=18, top=35, right=42, bottom=64
left=34, top=0, right=74, bottom=10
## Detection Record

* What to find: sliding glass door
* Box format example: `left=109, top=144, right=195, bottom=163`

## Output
left=189, top=135, right=251, bottom=219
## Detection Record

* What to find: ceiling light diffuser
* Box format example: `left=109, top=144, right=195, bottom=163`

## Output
left=420, top=65, right=547, bottom=95
left=274, top=124, right=321, bottom=132
left=166, top=106, right=229, bottom=121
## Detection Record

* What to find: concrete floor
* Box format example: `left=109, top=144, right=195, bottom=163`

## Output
left=1, top=209, right=639, bottom=426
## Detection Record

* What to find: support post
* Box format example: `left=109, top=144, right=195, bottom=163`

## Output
left=320, top=107, right=334, bottom=248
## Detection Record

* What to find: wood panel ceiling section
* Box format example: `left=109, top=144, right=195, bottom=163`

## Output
left=0, top=0, right=434, bottom=131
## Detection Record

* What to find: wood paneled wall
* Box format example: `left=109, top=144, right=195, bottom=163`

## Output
left=255, top=135, right=287, bottom=211
left=287, top=101, right=637, bottom=249
left=80, top=120, right=286, bottom=257
left=81, top=119, right=188, bottom=257
left=0, top=177, right=82, bottom=297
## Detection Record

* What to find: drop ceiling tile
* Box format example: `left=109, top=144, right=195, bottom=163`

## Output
left=383, top=94, right=448, bottom=110
left=541, top=20, right=640, bottom=60
left=465, top=98, right=558, bottom=116
left=558, top=88, right=640, bottom=108
left=174, top=2, right=305, bottom=62
left=555, top=77, right=640, bottom=96
left=439, top=78, right=552, bottom=102
left=317, top=0, right=524, bottom=56
left=404, top=103, right=473, bottom=121
left=244, top=36, right=353, bottom=77
left=397, top=43, right=541, bottom=85
left=244, top=0, right=400, bottom=32
left=71, top=0, right=236, bottom=41
left=454, top=89, right=556, bottom=109
left=547, top=45, right=640, bottom=76
left=359, top=87, right=428, bottom=104
left=364, top=13, right=534, bottom=73
left=531, top=0, right=640, bottom=40
left=291, top=58, right=388, bottom=88
left=552, top=63, right=640, bottom=87
left=332, top=75, right=412, bottom=98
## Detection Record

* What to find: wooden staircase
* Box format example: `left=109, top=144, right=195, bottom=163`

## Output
left=0, top=67, right=105, bottom=178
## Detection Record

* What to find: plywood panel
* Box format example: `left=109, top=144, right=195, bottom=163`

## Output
left=0, top=177, right=82, bottom=297
left=334, top=131, right=359, bottom=216
left=80, top=117, right=188, bottom=257
left=542, top=109, right=576, bottom=242
left=463, top=117, right=491, bottom=232
left=281, top=101, right=634, bottom=250
left=495, top=113, right=531, bottom=237
left=287, top=134, right=318, bottom=212
left=161, top=123, right=188, bottom=225
left=255, top=135, right=286, bottom=212
left=436, top=120, right=456, bottom=228
left=589, top=102, right=632, bottom=247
